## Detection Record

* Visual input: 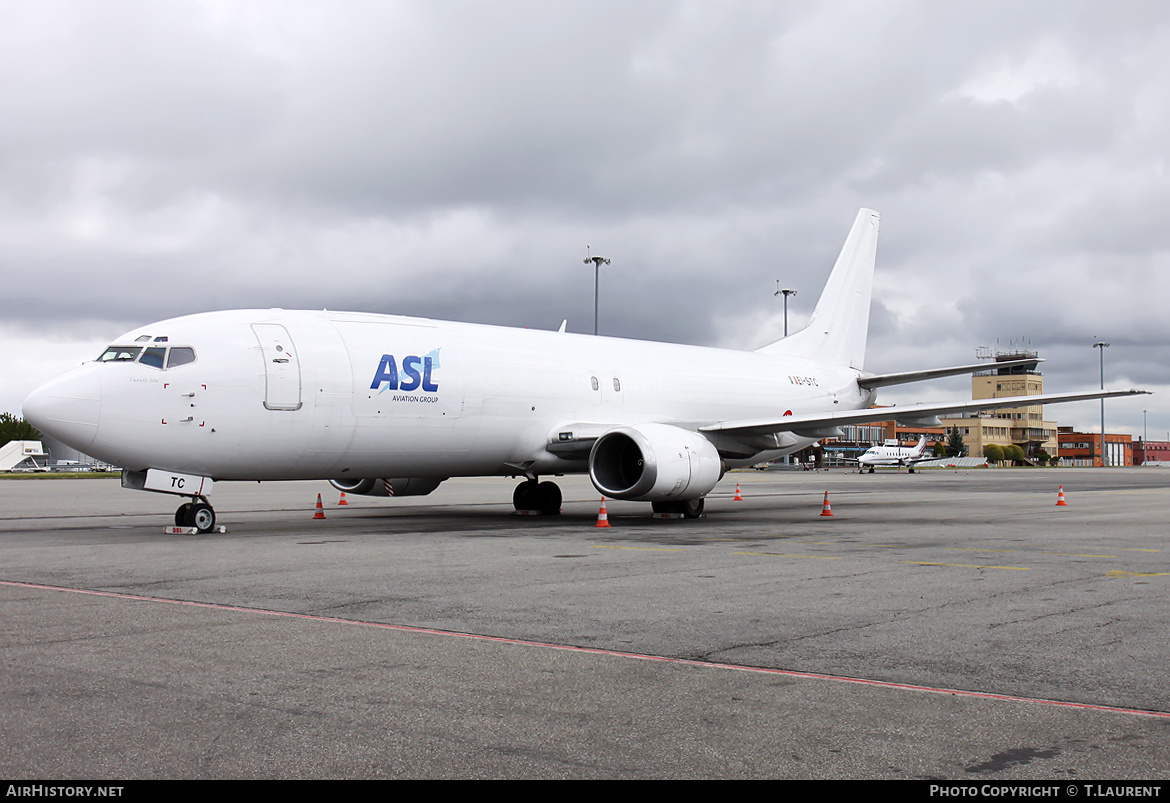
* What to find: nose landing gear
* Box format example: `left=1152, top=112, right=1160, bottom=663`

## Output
left=174, top=496, right=218, bottom=534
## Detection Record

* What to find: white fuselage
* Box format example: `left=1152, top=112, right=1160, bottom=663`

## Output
left=27, top=308, right=872, bottom=482
left=857, top=439, right=927, bottom=468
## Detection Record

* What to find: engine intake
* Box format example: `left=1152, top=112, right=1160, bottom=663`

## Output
left=589, top=423, right=722, bottom=501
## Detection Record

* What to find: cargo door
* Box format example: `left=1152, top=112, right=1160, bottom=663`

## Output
left=252, top=323, right=303, bottom=411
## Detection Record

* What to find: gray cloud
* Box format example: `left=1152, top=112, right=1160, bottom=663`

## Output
left=2, top=0, right=1167, bottom=437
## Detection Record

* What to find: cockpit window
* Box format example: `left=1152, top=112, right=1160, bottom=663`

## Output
left=134, top=335, right=151, bottom=342
left=139, top=347, right=166, bottom=369
left=167, top=347, right=196, bottom=368
left=98, top=346, right=142, bottom=362
left=95, top=344, right=197, bottom=369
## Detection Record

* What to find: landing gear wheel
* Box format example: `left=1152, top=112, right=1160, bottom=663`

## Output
left=536, top=481, right=562, bottom=516
left=175, top=503, right=193, bottom=527
left=651, top=499, right=705, bottom=518
left=513, top=481, right=535, bottom=511
left=190, top=502, right=216, bottom=534
left=513, top=480, right=562, bottom=515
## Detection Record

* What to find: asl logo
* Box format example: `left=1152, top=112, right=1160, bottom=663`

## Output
left=371, top=348, right=441, bottom=393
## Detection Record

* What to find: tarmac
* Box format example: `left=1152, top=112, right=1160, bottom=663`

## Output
left=1, top=467, right=1168, bottom=779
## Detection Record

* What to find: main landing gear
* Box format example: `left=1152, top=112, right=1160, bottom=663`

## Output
left=175, top=496, right=217, bottom=534
left=510, top=478, right=705, bottom=519
left=513, top=479, right=562, bottom=515
left=651, top=499, right=705, bottom=519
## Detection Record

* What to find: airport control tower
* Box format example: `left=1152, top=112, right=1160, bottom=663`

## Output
left=942, top=349, right=1060, bottom=461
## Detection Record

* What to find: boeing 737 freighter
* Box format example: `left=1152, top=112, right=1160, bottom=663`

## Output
left=23, top=210, right=1148, bottom=532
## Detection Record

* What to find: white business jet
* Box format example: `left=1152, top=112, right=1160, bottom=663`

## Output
left=23, top=210, right=1148, bottom=532
left=853, top=437, right=932, bottom=473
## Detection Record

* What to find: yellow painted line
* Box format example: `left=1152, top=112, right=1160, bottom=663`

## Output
left=735, top=551, right=843, bottom=560
left=1105, top=570, right=1170, bottom=578
left=1042, top=552, right=1117, bottom=558
left=1120, top=548, right=1161, bottom=553
left=903, top=561, right=1030, bottom=571
left=591, top=545, right=688, bottom=553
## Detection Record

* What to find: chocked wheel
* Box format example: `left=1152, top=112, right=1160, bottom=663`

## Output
left=651, top=499, right=705, bottom=518
left=513, top=481, right=535, bottom=511
left=190, top=502, right=216, bottom=534
left=513, top=480, right=562, bottom=515
left=175, top=503, right=193, bottom=527
left=536, top=481, right=562, bottom=516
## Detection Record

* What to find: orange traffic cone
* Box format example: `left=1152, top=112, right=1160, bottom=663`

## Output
left=1055, top=486, right=1068, bottom=506
left=819, top=491, right=834, bottom=517
left=734, top=483, right=743, bottom=501
left=595, top=498, right=611, bottom=528
left=338, top=492, right=348, bottom=506
left=313, top=493, right=327, bottom=519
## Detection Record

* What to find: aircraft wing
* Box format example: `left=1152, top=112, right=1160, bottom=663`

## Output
left=699, top=388, right=1150, bottom=439
left=856, top=358, right=1042, bottom=390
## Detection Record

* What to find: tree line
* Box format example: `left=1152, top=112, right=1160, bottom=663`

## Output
left=0, top=413, right=42, bottom=449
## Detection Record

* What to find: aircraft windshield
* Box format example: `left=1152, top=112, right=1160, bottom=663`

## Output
left=98, top=346, right=141, bottom=362
left=96, top=344, right=196, bottom=369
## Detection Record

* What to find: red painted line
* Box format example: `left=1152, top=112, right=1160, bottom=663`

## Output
left=5, top=579, right=1169, bottom=720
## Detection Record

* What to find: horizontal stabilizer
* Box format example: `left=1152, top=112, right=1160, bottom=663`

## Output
left=857, top=358, right=1044, bottom=390
left=700, top=388, right=1150, bottom=439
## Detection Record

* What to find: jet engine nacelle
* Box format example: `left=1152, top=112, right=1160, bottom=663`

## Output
left=589, top=423, right=723, bottom=501
left=328, top=477, right=446, bottom=497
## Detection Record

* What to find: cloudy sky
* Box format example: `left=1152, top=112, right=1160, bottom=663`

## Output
left=2, top=0, right=1167, bottom=438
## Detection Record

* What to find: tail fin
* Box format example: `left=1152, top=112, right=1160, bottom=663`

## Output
left=757, top=208, right=879, bottom=370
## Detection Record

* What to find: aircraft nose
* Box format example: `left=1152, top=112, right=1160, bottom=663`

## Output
left=23, top=367, right=102, bottom=452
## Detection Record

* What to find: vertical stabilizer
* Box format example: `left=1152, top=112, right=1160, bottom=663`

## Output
left=757, top=208, right=879, bottom=369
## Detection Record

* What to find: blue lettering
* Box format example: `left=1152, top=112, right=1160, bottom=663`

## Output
left=400, top=356, right=422, bottom=391
left=422, top=356, right=439, bottom=392
left=371, top=355, right=398, bottom=391
left=371, top=350, right=441, bottom=394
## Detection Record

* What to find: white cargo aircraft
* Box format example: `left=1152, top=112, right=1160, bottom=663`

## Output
left=853, top=437, right=932, bottom=473
left=23, top=209, right=1147, bottom=532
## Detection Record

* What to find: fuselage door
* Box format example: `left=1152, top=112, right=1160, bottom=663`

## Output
left=252, top=323, right=303, bottom=411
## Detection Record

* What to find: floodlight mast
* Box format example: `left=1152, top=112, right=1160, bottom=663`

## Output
left=774, top=283, right=797, bottom=337
left=1093, top=340, right=1110, bottom=466
left=585, top=248, right=612, bottom=336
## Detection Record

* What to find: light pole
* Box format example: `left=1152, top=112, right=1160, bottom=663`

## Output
left=584, top=248, right=611, bottom=336
left=774, top=284, right=797, bottom=337
left=1093, top=341, right=1109, bottom=466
